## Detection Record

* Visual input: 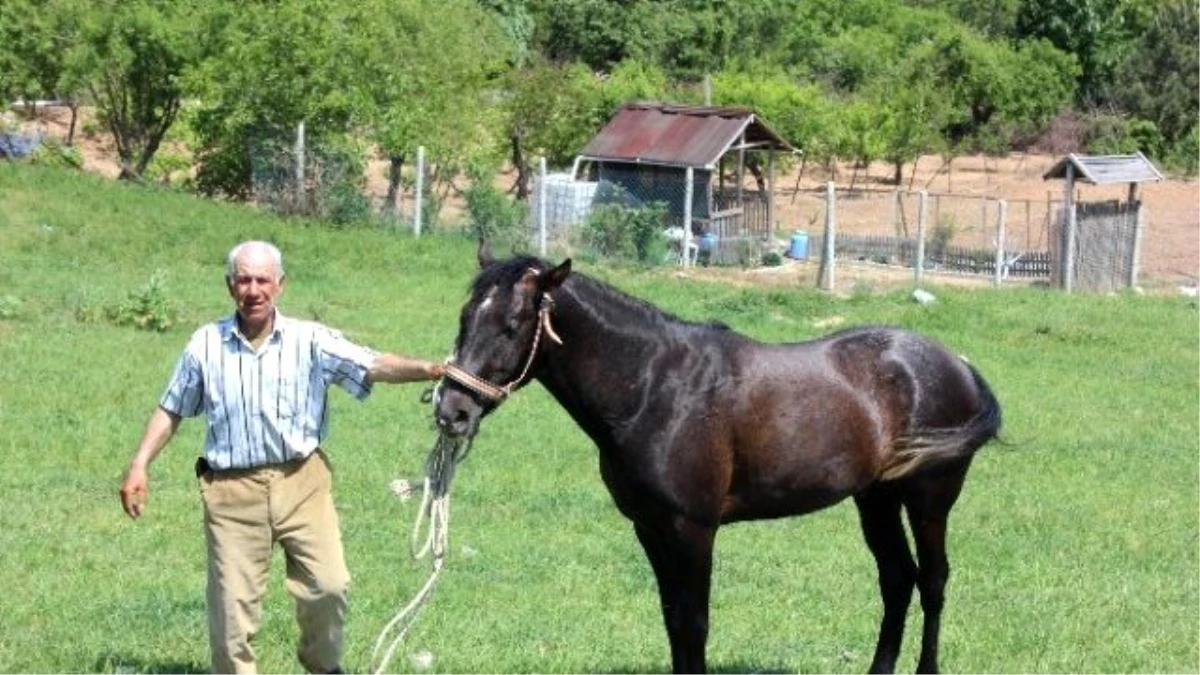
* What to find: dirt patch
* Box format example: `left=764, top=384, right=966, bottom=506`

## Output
left=12, top=104, right=1198, bottom=291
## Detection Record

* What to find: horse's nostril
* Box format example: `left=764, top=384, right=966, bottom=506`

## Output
left=435, top=407, right=471, bottom=434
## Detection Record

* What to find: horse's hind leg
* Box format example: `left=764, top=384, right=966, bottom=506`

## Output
left=633, top=520, right=716, bottom=674
left=855, top=487, right=917, bottom=674
left=902, top=462, right=972, bottom=675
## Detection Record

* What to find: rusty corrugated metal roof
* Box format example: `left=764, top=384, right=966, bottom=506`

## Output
left=1043, top=152, right=1164, bottom=184
left=578, top=102, right=795, bottom=169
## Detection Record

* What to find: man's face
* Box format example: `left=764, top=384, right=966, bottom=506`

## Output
left=227, top=251, right=284, bottom=326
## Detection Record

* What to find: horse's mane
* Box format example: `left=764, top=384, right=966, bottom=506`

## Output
left=470, top=254, right=549, bottom=298
left=473, top=255, right=730, bottom=332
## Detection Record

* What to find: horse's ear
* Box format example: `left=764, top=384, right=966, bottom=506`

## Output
left=477, top=238, right=495, bottom=268
left=544, top=258, right=571, bottom=292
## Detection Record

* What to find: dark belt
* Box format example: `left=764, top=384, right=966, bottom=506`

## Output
left=194, top=452, right=318, bottom=478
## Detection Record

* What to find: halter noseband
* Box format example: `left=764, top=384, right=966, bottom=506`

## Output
left=442, top=292, right=561, bottom=403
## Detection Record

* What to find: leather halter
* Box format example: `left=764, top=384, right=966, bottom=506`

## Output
left=442, top=293, right=561, bottom=402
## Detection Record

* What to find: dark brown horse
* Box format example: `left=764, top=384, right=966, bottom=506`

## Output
left=434, top=250, right=1002, bottom=674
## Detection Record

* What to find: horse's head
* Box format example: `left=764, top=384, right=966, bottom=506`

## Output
left=434, top=243, right=571, bottom=438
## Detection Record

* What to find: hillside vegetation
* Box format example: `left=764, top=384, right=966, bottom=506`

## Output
left=2, top=0, right=1196, bottom=210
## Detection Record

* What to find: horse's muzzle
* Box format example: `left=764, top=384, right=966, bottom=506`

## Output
left=434, top=389, right=483, bottom=439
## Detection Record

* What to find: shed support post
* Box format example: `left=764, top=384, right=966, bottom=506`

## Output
left=683, top=166, right=695, bottom=269
left=767, top=148, right=776, bottom=243
left=1062, top=163, right=1076, bottom=293
left=1128, top=182, right=1143, bottom=289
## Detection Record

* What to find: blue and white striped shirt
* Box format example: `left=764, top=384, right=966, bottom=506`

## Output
left=159, top=312, right=379, bottom=470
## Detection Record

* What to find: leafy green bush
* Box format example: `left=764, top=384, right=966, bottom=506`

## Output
left=1162, top=124, right=1199, bottom=176
left=464, top=180, right=529, bottom=254
left=582, top=198, right=669, bottom=266
left=1087, top=115, right=1165, bottom=157
left=29, top=136, right=83, bottom=170
left=929, top=219, right=957, bottom=260
left=105, top=270, right=178, bottom=332
left=145, top=148, right=193, bottom=186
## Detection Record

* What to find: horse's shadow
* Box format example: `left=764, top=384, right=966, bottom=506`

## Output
left=602, top=662, right=792, bottom=674
left=94, top=652, right=787, bottom=674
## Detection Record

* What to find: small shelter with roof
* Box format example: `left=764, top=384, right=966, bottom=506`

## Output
left=1042, top=152, right=1163, bottom=292
left=570, top=102, right=796, bottom=264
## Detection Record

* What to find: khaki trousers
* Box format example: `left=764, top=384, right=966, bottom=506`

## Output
left=200, top=451, right=349, bottom=674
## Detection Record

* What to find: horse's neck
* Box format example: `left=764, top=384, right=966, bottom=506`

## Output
left=538, top=279, right=669, bottom=419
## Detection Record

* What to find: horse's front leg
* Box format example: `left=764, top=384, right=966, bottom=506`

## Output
left=634, top=519, right=717, bottom=674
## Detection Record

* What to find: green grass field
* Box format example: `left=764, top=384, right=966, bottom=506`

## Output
left=1, top=164, right=1197, bottom=674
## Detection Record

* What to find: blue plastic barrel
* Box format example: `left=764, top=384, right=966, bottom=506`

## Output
left=699, top=232, right=719, bottom=253
left=788, top=231, right=809, bottom=260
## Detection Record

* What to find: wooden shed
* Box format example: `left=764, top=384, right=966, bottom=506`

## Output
left=1043, top=152, right=1163, bottom=292
left=572, top=102, right=796, bottom=263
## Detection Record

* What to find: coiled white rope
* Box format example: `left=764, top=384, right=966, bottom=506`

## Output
left=370, top=429, right=472, bottom=674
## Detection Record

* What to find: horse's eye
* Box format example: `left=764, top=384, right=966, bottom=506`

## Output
left=505, top=317, right=520, bottom=337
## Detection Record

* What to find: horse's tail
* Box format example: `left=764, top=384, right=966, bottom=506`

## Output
left=881, top=363, right=1003, bottom=481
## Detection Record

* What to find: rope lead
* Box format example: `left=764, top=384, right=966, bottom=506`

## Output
left=370, top=431, right=471, bottom=674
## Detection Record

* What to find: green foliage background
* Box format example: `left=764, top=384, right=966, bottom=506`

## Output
left=1, top=0, right=1195, bottom=198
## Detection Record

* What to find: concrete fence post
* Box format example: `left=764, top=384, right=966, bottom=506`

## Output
left=818, top=181, right=836, bottom=291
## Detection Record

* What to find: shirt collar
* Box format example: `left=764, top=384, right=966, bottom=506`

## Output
left=222, top=310, right=288, bottom=345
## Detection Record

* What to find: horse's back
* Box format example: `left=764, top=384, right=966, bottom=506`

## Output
left=714, top=325, right=997, bottom=521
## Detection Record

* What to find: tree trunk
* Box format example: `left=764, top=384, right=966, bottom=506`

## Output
left=510, top=134, right=529, bottom=201
left=386, top=154, right=405, bottom=215
left=790, top=155, right=808, bottom=204
left=66, top=102, right=78, bottom=146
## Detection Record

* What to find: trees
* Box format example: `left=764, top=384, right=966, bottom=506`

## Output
left=186, top=0, right=369, bottom=199
left=0, top=0, right=76, bottom=115
left=1, top=0, right=1192, bottom=199
left=186, top=0, right=505, bottom=216
left=58, top=0, right=201, bottom=180
left=1110, top=0, right=1199, bottom=166
left=355, top=0, right=506, bottom=217
left=0, top=0, right=89, bottom=145
left=1013, top=0, right=1152, bottom=107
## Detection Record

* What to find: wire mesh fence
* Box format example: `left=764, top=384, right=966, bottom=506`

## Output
left=250, top=124, right=434, bottom=232
left=249, top=126, right=372, bottom=224
left=524, top=158, right=1088, bottom=291
left=1054, top=199, right=1143, bottom=293
left=245, top=130, right=1145, bottom=294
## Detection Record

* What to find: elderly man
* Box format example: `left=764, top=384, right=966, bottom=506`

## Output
left=119, top=240, right=444, bottom=674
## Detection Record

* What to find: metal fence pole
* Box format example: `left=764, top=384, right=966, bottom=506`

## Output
left=818, top=181, right=836, bottom=291
left=915, top=190, right=927, bottom=287
left=683, top=166, right=694, bottom=269
left=413, top=146, right=425, bottom=237
left=294, top=121, right=305, bottom=213
left=538, top=157, right=548, bottom=256
left=993, top=199, right=1007, bottom=287
left=892, top=189, right=901, bottom=237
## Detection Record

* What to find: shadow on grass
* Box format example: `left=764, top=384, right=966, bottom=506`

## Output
left=93, top=654, right=207, bottom=674
left=601, top=662, right=793, bottom=674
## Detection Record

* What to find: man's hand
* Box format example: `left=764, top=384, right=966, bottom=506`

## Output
left=120, top=468, right=149, bottom=519
left=427, top=362, right=447, bottom=380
